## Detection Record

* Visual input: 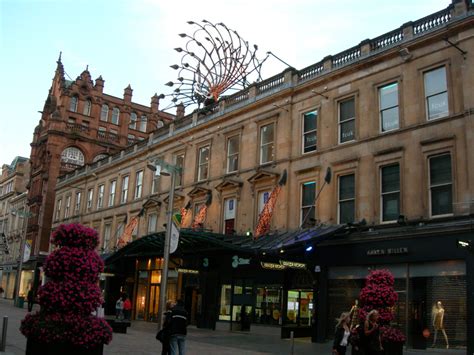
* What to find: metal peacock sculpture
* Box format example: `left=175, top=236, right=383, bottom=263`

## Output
left=163, top=20, right=268, bottom=111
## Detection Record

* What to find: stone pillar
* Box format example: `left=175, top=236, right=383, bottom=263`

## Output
left=323, top=56, right=333, bottom=71
left=123, top=85, right=133, bottom=103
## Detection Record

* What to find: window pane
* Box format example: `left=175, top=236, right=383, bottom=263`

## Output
left=430, top=155, right=452, bottom=185
left=424, top=67, right=447, bottom=97
left=228, top=136, right=239, bottom=155
left=301, top=206, right=315, bottom=227
left=111, top=108, right=120, bottom=125
left=130, top=113, right=137, bottom=129
left=427, top=92, right=448, bottom=120
left=339, top=99, right=354, bottom=122
left=228, top=155, right=238, bottom=172
left=100, top=105, right=108, bottom=121
left=431, top=185, right=452, bottom=215
left=261, top=144, right=274, bottom=164
left=302, top=182, right=316, bottom=206
left=380, top=83, right=398, bottom=109
left=382, top=164, right=400, bottom=193
left=339, top=175, right=355, bottom=200
left=303, top=111, right=317, bottom=132
left=340, top=120, right=355, bottom=143
left=261, top=124, right=274, bottom=144
left=382, top=192, right=400, bottom=221
left=381, top=107, right=399, bottom=132
left=304, top=132, right=317, bottom=153
left=339, top=200, right=355, bottom=224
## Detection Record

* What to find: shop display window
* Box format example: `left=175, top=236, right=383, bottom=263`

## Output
left=219, top=285, right=232, bottom=321
left=255, top=286, right=282, bottom=325
left=285, top=289, right=313, bottom=326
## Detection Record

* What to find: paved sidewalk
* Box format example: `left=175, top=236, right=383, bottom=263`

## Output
left=0, top=298, right=466, bottom=354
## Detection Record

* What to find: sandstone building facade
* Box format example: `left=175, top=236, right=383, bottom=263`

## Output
left=53, top=1, right=473, bottom=351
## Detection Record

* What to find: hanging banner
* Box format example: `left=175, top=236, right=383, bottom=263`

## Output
left=169, top=220, right=180, bottom=254
left=116, top=216, right=139, bottom=249
left=23, top=240, right=31, bottom=263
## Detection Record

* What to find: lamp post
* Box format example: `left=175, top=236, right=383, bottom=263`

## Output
left=147, top=158, right=180, bottom=329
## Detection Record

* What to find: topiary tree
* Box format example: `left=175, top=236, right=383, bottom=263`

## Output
left=21, top=223, right=112, bottom=353
left=359, top=269, right=406, bottom=345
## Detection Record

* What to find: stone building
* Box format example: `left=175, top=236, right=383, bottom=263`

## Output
left=26, top=56, right=175, bottom=279
left=53, top=1, right=474, bottom=352
left=0, top=157, right=30, bottom=299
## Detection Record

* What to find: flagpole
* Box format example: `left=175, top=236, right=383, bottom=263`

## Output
left=157, top=166, right=176, bottom=329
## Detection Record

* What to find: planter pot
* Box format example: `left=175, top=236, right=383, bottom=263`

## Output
left=26, top=338, right=104, bottom=355
left=383, top=341, right=404, bottom=355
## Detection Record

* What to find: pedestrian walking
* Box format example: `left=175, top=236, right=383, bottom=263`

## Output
left=27, top=287, right=35, bottom=312
left=349, top=322, right=366, bottom=355
left=333, top=312, right=351, bottom=355
left=158, top=300, right=175, bottom=355
left=364, top=310, right=384, bottom=355
left=115, top=295, right=124, bottom=320
left=169, top=299, right=188, bottom=355
left=123, top=294, right=132, bottom=321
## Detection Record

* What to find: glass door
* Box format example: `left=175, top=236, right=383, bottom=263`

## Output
left=148, top=285, right=160, bottom=322
left=286, top=289, right=314, bottom=326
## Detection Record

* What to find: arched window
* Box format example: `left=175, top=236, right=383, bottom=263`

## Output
left=139, top=115, right=147, bottom=132
left=111, top=107, right=120, bottom=125
left=83, top=99, right=92, bottom=116
left=69, top=96, right=78, bottom=112
left=92, top=154, right=109, bottom=163
left=61, top=147, right=85, bottom=167
left=129, top=112, right=137, bottom=130
left=100, top=104, right=109, bottom=121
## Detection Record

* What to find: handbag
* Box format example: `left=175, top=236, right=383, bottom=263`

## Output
left=156, top=329, right=165, bottom=342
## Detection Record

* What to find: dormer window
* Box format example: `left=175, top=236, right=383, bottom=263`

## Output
left=100, top=104, right=109, bottom=121
left=111, top=107, right=120, bottom=125
left=69, top=96, right=78, bottom=112
left=83, top=99, right=92, bottom=116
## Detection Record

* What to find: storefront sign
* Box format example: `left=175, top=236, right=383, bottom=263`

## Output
left=232, top=255, right=251, bottom=268
left=260, top=262, right=286, bottom=270
left=367, top=247, right=408, bottom=256
left=177, top=268, right=199, bottom=275
left=280, top=260, right=306, bottom=269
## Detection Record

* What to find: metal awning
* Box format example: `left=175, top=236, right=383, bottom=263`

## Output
left=104, top=224, right=346, bottom=265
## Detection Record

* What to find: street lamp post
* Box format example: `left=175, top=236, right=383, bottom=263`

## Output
left=147, top=158, right=179, bottom=330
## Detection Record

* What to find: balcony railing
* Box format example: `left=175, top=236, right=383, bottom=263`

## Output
left=413, top=5, right=452, bottom=36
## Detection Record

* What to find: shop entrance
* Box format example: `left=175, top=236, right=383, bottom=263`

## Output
left=148, top=284, right=160, bottom=322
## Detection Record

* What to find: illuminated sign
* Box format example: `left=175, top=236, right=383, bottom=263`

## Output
left=260, top=262, right=286, bottom=270
left=367, top=247, right=408, bottom=256
left=176, top=268, right=199, bottom=275
left=232, top=255, right=251, bottom=268
left=279, top=260, right=306, bottom=269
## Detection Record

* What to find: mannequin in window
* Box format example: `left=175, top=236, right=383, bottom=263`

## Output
left=432, top=301, right=449, bottom=349
left=349, top=299, right=360, bottom=329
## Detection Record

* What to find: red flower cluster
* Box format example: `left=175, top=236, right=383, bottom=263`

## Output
left=51, top=223, right=99, bottom=250
left=37, top=280, right=102, bottom=315
left=21, top=313, right=112, bottom=348
left=21, top=223, right=112, bottom=348
left=358, top=269, right=405, bottom=344
left=381, top=326, right=406, bottom=343
left=44, top=247, right=103, bottom=283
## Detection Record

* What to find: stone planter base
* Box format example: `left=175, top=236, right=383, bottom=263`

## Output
left=383, top=341, right=404, bottom=355
left=26, top=338, right=104, bottom=355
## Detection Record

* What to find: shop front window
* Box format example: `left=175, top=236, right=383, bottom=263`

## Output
left=286, top=289, right=314, bottom=326
left=219, top=284, right=232, bottom=321
left=135, top=271, right=148, bottom=320
left=255, top=286, right=282, bottom=325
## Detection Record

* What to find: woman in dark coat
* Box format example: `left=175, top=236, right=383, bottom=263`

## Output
left=333, top=312, right=351, bottom=355
left=364, top=310, right=384, bottom=355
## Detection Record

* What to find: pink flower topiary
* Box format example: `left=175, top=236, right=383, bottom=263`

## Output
left=358, top=269, right=405, bottom=344
left=20, top=223, right=112, bottom=349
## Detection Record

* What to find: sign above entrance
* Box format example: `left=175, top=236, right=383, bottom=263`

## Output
left=261, top=262, right=285, bottom=270
left=177, top=268, right=199, bottom=275
left=232, top=255, right=251, bottom=268
left=279, top=260, right=306, bottom=269
left=367, top=247, right=409, bottom=256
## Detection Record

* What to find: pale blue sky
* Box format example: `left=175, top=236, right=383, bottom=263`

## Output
left=0, top=0, right=450, bottom=166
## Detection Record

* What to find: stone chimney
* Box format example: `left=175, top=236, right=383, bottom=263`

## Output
left=151, top=93, right=160, bottom=113
left=176, top=103, right=185, bottom=119
left=124, top=84, right=133, bottom=103
left=94, top=76, right=105, bottom=94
